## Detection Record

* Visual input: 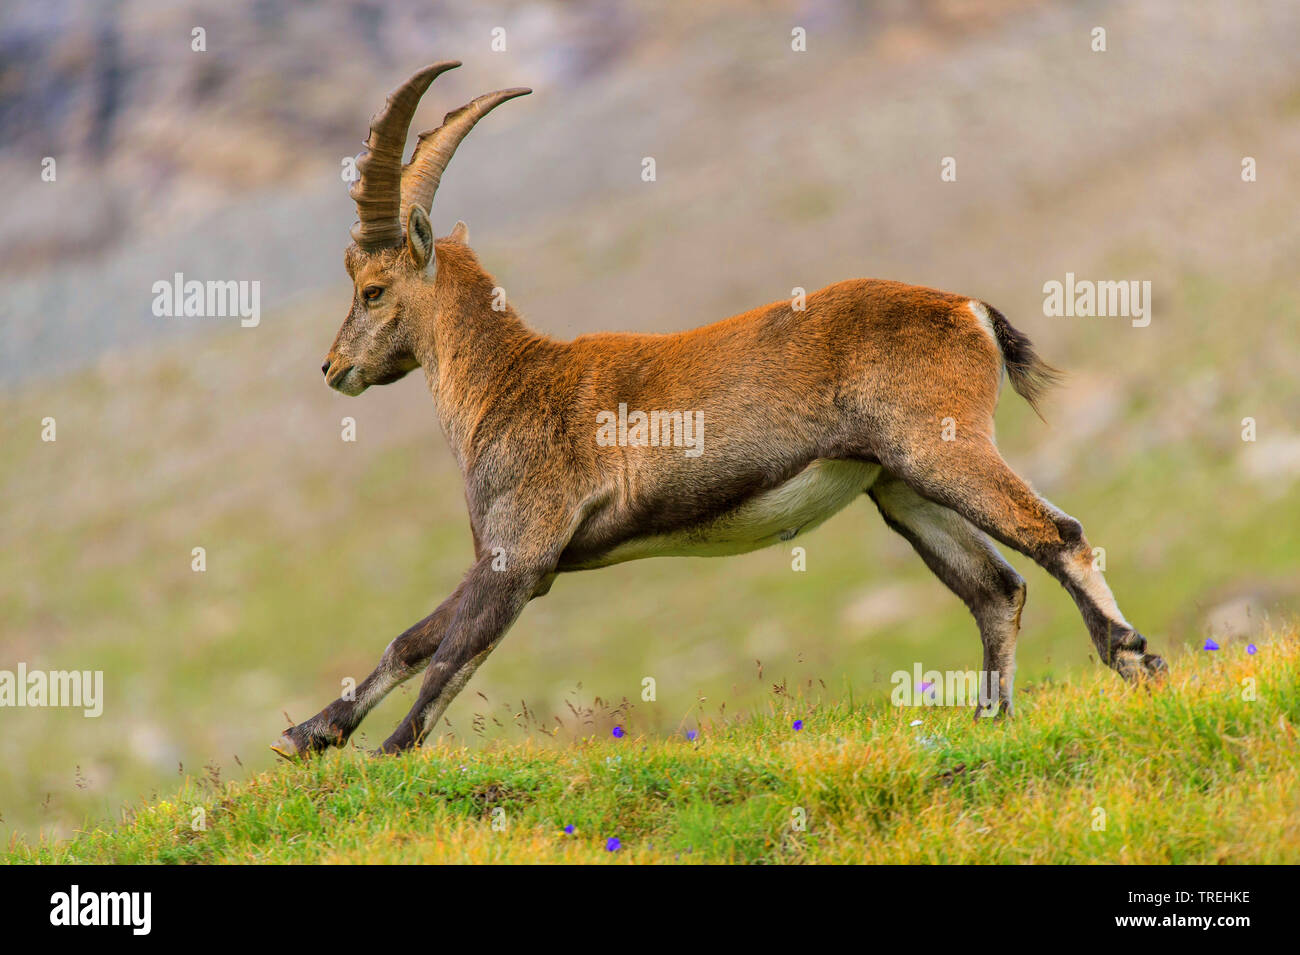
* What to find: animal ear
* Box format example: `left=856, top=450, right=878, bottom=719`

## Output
left=447, top=220, right=470, bottom=245
left=406, top=205, right=435, bottom=271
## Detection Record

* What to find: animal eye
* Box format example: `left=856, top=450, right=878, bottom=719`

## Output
left=362, top=285, right=384, bottom=302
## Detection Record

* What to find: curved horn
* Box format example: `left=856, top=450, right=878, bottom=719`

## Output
left=349, top=61, right=461, bottom=251
left=398, top=87, right=531, bottom=229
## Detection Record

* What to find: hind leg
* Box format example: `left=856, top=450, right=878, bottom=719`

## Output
left=879, top=436, right=1165, bottom=681
left=870, top=472, right=1025, bottom=716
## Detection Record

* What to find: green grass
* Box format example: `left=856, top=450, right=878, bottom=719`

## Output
left=9, top=628, right=1297, bottom=864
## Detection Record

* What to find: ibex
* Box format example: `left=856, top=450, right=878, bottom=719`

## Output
left=273, top=62, right=1165, bottom=759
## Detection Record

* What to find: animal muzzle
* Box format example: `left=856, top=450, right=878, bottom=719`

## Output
left=322, top=357, right=364, bottom=394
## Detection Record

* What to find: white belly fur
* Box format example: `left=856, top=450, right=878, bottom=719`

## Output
left=598, top=459, right=882, bottom=565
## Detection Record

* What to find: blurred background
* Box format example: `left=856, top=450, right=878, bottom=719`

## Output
left=2, top=0, right=1298, bottom=842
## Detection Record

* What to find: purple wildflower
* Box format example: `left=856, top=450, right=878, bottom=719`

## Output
left=605, top=837, right=621, bottom=852
left=612, top=725, right=625, bottom=738
left=792, top=719, right=803, bottom=731
left=1203, top=638, right=1220, bottom=651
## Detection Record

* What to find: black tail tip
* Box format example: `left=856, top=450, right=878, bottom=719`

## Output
left=983, top=303, right=1063, bottom=419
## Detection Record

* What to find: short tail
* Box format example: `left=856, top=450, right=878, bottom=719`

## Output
left=984, top=303, right=1063, bottom=420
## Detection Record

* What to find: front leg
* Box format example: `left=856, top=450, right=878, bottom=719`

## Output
left=271, top=582, right=466, bottom=758
left=378, top=559, right=553, bottom=754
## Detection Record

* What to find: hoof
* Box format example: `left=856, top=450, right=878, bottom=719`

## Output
left=272, top=716, right=349, bottom=760
left=973, top=699, right=1011, bottom=721
left=1115, top=644, right=1168, bottom=683
left=270, top=733, right=300, bottom=761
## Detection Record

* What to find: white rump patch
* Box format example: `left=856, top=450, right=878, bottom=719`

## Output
left=968, top=300, right=1004, bottom=390
left=968, top=300, right=996, bottom=343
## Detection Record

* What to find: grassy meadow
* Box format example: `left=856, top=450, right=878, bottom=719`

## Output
left=8, top=629, right=1297, bottom=863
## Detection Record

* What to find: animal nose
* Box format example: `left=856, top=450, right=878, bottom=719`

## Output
left=321, top=360, right=331, bottom=376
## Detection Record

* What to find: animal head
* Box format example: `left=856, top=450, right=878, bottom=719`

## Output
left=322, top=61, right=529, bottom=395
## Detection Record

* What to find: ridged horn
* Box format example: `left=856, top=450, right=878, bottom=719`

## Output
left=398, top=87, right=531, bottom=229
left=349, top=61, right=461, bottom=251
